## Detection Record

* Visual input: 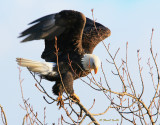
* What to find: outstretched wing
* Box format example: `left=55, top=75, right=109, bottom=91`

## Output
left=82, top=18, right=111, bottom=54
left=19, top=10, right=86, bottom=61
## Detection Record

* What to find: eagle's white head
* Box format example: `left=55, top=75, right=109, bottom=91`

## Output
left=81, top=54, right=101, bottom=74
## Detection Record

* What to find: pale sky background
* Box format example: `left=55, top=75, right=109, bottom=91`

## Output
left=0, top=0, right=160, bottom=125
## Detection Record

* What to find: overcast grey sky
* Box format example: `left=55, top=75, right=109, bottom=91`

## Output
left=0, top=0, right=160, bottom=124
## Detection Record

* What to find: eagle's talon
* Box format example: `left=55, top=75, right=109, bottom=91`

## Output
left=70, top=93, right=80, bottom=102
left=57, top=94, right=64, bottom=109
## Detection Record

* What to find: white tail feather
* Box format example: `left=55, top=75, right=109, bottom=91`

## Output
left=16, top=58, right=56, bottom=75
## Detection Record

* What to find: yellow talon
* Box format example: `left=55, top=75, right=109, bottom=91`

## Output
left=57, top=93, right=64, bottom=109
left=70, top=93, right=80, bottom=102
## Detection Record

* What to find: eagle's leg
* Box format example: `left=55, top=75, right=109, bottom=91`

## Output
left=52, top=81, right=64, bottom=109
left=62, top=72, right=80, bottom=102
left=70, top=93, right=80, bottom=102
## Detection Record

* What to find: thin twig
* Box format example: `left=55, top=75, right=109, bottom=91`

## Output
left=149, top=29, right=160, bottom=112
left=0, top=104, right=7, bottom=125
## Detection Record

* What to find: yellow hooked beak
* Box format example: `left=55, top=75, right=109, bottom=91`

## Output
left=94, top=67, right=98, bottom=74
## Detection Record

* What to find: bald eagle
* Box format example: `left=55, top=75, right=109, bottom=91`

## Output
left=16, top=10, right=111, bottom=105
